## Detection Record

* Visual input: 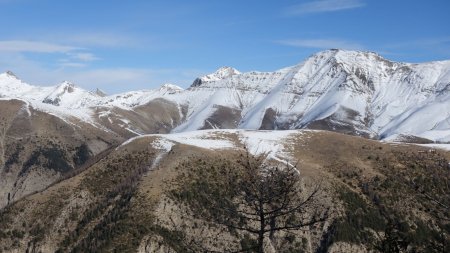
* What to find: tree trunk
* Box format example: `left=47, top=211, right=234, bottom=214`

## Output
left=258, top=227, right=264, bottom=253
left=269, top=216, right=276, bottom=241
left=258, top=200, right=265, bottom=253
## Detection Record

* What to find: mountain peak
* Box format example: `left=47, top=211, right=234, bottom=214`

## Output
left=5, top=70, right=18, bottom=78
left=212, top=66, right=241, bottom=78
left=0, top=70, right=31, bottom=93
left=95, top=88, right=107, bottom=97
left=308, top=49, right=382, bottom=59
left=159, top=83, right=183, bottom=92
left=313, top=49, right=390, bottom=63
left=42, top=81, right=87, bottom=106
left=0, top=70, right=20, bottom=80
left=300, top=49, right=397, bottom=75
left=191, top=66, right=240, bottom=87
left=57, top=81, right=76, bottom=93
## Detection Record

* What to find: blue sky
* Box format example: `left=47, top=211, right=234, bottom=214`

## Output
left=0, top=0, right=449, bottom=93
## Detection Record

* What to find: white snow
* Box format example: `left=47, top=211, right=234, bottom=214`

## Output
left=418, top=143, right=450, bottom=151
left=154, top=130, right=235, bottom=150
left=125, top=127, right=143, bottom=136
left=120, top=129, right=304, bottom=166
left=197, top=66, right=241, bottom=83
left=237, top=130, right=304, bottom=167
left=238, top=130, right=297, bottom=158
left=151, top=138, right=175, bottom=151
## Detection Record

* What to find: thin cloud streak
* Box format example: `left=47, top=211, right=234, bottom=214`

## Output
left=285, top=0, right=366, bottom=16
left=59, top=62, right=87, bottom=68
left=69, top=52, right=100, bottom=62
left=380, top=36, right=450, bottom=61
left=60, top=32, right=142, bottom=48
left=40, top=31, right=173, bottom=51
left=0, top=40, right=80, bottom=53
left=0, top=40, right=101, bottom=70
left=276, top=39, right=364, bottom=50
left=385, top=36, right=450, bottom=49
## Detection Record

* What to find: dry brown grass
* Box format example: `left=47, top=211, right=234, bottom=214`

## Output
left=1, top=129, right=448, bottom=252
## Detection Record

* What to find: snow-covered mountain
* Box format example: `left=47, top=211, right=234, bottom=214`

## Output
left=1, top=49, right=450, bottom=142
left=191, top=66, right=241, bottom=87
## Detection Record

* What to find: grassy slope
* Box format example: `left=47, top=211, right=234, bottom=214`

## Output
left=0, top=130, right=448, bottom=252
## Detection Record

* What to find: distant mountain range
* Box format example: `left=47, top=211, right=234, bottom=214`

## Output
left=1, top=49, right=450, bottom=142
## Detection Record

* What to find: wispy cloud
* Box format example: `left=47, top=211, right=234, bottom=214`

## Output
left=285, top=0, right=366, bottom=16
left=60, top=32, right=142, bottom=48
left=276, top=39, right=364, bottom=50
left=59, top=62, right=87, bottom=68
left=0, top=51, right=201, bottom=92
left=69, top=52, right=99, bottom=62
left=37, top=31, right=172, bottom=51
left=0, top=40, right=101, bottom=69
left=380, top=36, right=450, bottom=60
left=0, top=40, right=79, bottom=53
left=66, top=68, right=154, bottom=87
left=385, top=37, right=450, bottom=49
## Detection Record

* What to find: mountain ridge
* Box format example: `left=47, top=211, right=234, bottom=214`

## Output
left=1, top=49, right=450, bottom=142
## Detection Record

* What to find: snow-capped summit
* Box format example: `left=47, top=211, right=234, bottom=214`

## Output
left=191, top=66, right=241, bottom=87
left=0, top=71, right=21, bottom=82
left=4, top=70, right=19, bottom=79
left=42, top=81, right=99, bottom=108
left=0, top=71, right=34, bottom=96
left=159, top=83, right=183, bottom=92
left=42, top=81, right=76, bottom=106
left=209, top=66, right=241, bottom=80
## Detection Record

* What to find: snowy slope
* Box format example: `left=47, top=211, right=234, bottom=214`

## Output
left=1, top=49, right=450, bottom=141
left=171, top=50, right=450, bottom=141
left=121, top=129, right=303, bottom=163
left=0, top=72, right=101, bottom=126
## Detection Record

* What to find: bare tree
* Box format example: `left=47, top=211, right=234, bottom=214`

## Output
left=168, top=151, right=328, bottom=252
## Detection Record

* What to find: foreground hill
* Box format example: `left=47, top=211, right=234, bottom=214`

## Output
left=0, top=98, right=124, bottom=208
left=0, top=129, right=448, bottom=252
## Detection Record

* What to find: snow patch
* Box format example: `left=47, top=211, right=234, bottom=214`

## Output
left=238, top=130, right=300, bottom=166
left=158, top=130, right=235, bottom=150
left=418, top=144, right=450, bottom=151
left=151, top=138, right=175, bottom=152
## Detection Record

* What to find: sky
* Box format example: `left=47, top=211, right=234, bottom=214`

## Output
left=0, top=0, right=449, bottom=93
